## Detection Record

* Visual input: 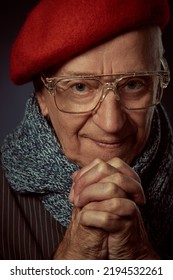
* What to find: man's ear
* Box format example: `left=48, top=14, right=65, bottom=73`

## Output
left=35, top=91, right=49, bottom=117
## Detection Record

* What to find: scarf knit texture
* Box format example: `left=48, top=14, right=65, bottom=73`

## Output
left=1, top=94, right=173, bottom=256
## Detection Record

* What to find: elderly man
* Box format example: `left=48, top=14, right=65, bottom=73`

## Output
left=1, top=0, right=173, bottom=259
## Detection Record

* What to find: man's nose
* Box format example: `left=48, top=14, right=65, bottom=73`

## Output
left=102, top=83, right=120, bottom=102
left=92, top=89, right=127, bottom=133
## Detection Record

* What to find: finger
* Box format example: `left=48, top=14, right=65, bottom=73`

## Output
left=73, top=158, right=101, bottom=181
left=69, top=170, right=81, bottom=203
left=73, top=159, right=117, bottom=196
left=69, top=160, right=100, bottom=202
left=100, top=173, right=145, bottom=205
left=72, top=170, right=80, bottom=180
left=83, top=198, right=138, bottom=217
left=108, top=157, right=141, bottom=183
left=79, top=198, right=138, bottom=232
left=72, top=157, right=144, bottom=205
left=74, top=182, right=127, bottom=207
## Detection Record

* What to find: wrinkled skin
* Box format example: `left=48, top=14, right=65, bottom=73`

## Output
left=37, top=27, right=163, bottom=259
left=53, top=158, right=159, bottom=260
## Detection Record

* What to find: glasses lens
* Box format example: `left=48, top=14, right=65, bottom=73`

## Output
left=54, top=78, right=102, bottom=113
left=116, top=74, right=160, bottom=110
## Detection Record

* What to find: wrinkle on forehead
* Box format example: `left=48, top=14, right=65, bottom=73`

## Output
left=55, top=26, right=163, bottom=76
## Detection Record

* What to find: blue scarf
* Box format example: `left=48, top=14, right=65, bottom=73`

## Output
left=1, top=94, right=173, bottom=256
left=1, top=94, right=79, bottom=226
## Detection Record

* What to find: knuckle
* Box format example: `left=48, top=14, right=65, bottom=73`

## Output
left=109, top=198, right=137, bottom=217
left=93, top=158, right=111, bottom=175
left=108, top=198, right=122, bottom=212
left=101, top=212, right=117, bottom=228
left=93, top=158, right=103, bottom=165
left=97, top=161, right=107, bottom=172
left=110, top=157, right=124, bottom=168
left=113, top=172, right=124, bottom=186
left=114, top=157, right=123, bottom=166
left=106, top=182, right=119, bottom=196
left=130, top=201, right=139, bottom=216
left=79, top=209, right=88, bottom=225
left=125, top=200, right=138, bottom=217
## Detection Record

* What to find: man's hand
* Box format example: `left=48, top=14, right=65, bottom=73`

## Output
left=53, top=206, right=108, bottom=259
left=54, top=157, right=159, bottom=259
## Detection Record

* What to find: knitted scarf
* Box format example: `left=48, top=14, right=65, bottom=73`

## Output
left=1, top=94, right=173, bottom=255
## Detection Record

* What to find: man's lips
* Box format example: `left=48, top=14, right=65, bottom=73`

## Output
left=84, top=136, right=128, bottom=148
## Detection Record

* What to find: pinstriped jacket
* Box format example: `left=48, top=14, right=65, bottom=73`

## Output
left=1, top=164, right=173, bottom=260
left=0, top=165, right=66, bottom=260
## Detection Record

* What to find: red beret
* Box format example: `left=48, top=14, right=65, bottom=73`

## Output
left=10, top=0, right=170, bottom=85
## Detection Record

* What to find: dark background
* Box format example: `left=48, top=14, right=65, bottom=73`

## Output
left=0, top=1, right=173, bottom=145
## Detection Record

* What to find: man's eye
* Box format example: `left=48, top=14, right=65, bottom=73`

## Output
left=125, top=79, right=144, bottom=90
left=72, top=83, right=88, bottom=92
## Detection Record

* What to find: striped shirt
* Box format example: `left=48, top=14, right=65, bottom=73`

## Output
left=0, top=165, right=66, bottom=259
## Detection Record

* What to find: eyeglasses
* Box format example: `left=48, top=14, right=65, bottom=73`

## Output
left=41, top=58, right=170, bottom=114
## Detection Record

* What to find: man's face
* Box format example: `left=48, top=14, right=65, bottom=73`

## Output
left=37, top=28, right=160, bottom=167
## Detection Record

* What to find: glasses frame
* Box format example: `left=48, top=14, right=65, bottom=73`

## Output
left=41, top=57, right=170, bottom=114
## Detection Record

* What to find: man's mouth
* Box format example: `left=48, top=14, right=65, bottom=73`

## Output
left=85, top=136, right=128, bottom=148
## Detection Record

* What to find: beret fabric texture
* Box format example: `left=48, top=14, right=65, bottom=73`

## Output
left=10, top=0, right=170, bottom=85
